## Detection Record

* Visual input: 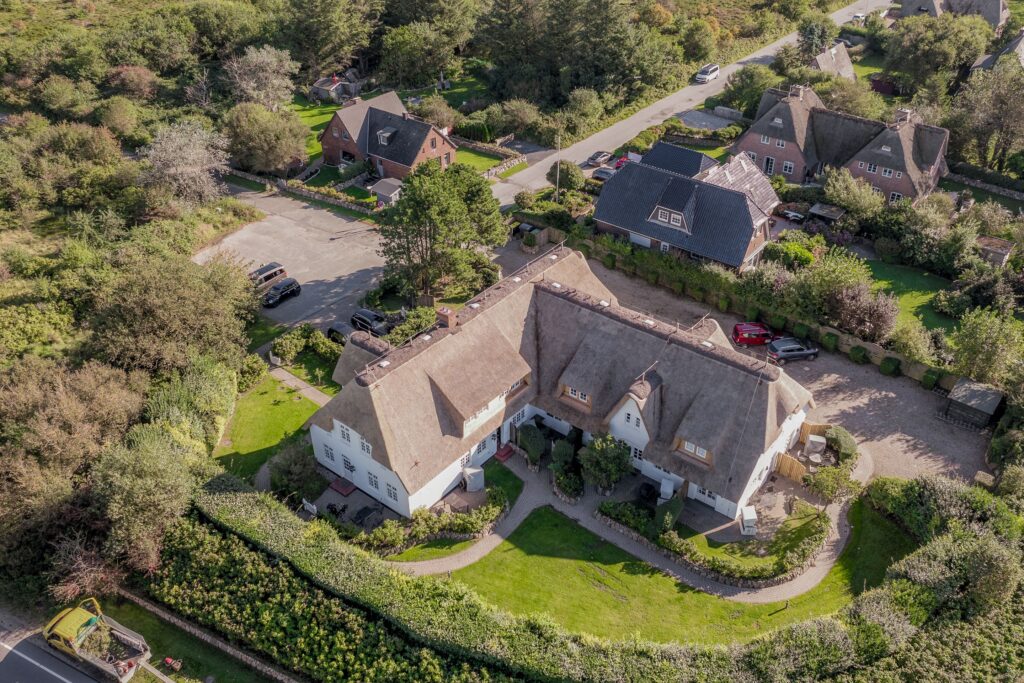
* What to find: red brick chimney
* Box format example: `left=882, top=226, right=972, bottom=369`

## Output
left=436, top=306, right=458, bottom=328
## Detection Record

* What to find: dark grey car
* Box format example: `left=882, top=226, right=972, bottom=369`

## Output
left=766, top=337, right=819, bottom=365
left=592, top=167, right=616, bottom=181
left=262, top=277, right=300, bottom=307
left=351, top=308, right=391, bottom=337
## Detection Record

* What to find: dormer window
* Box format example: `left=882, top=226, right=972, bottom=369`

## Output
left=670, top=213, right=682, bottom=227
left=657, top=208, right=669, bottom=222
left=881, top=145, right=891, bottom=153
left=377, top=127, right=396, bottom=146
left=565, top=385, right=589, bottom=404
left=771, top=117, right=783, bottom=125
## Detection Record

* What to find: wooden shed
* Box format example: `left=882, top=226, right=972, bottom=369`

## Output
left=944, top=378, right=1004, bottom=428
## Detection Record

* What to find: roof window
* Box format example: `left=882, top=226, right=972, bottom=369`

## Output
left=881, top=145, right=892, bottom=153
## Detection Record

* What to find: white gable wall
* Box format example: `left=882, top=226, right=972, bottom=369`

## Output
left=608, top=398, right=650, bottom=452
left=407, top=430, right=499, bottom=513
left=735, top=405, right=808, bottom=511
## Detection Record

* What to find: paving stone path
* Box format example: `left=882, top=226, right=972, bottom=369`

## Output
left=391, top=451, right=873, bottom=604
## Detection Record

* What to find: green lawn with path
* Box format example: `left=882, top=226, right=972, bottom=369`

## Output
left=388, top=459, right=523, bottom=562
left=214, top=376, right=318, bottom=480
left=103, top=598, right=269, bottom=683
left=866, top=260, right=957, bottom=334
left=453, top=500, right=915, bottom=645
left=851, top=53, right=885, bottom=81
left=289, top=94, right=340, bottom=162
left=283, top=350, right=341, bottom=396
left=676, top=500, right=822, bottom=571
left=456, top=147, right=504, bottom=172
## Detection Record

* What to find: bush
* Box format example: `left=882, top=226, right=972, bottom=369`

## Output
left=515, top=190, right=535, bottom=209
left=717, top=296, right=730, bottom=313
left=822, top=331, right=839, bottom=351
left=554, top=471, right=583, bottom=498
left=769, top=313, right=787, bottom=331
left=989, top=429, right=1024, bottom=469
left=921, top=367, right=942, bottom=391
left=849, top=345, right=869, bottom=364
left=746, top=304, right=761, bottom=322
left=879, top=356, right=901, bottom=377
left=550, top=439, right=575, bottom=474
left=654, top=494, right=685, bottom=532
left=523, top=232, right=537, bottom=247
left=792, top=321, right=811, bottom=340
left=874, top=237, right=902, bottom=263
left=271, top=328, right=306, bottom=364
left=307, top=329, right=343, bottom=361
left=597, top=500, right=652, bottom=534
left=237, top=353, right=268, bottom=392
left=602, top=253, right=616, bottom=269
left=517, top=423, right=545, bottom=466
left=826, top=426, right=858, bottom=463
left=269, top=441, right=324, bottom=503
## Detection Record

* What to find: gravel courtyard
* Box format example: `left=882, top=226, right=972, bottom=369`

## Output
left=590, top=261, right=990, bottom=482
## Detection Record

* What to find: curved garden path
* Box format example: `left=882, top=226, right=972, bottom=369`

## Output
left=391, top=451, right=874, bottom=604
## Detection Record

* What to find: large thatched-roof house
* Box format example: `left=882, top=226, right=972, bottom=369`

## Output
left=308, top=249, right=813, bottom=520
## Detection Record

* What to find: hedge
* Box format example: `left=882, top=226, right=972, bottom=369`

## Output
left=769, top=313, right=787, bottom=331
left=717, top=296, right=730, bottom=313
left=849, top=346, right=869, bottom=364
left=879, top=356, right=901, bottom=377
left=792, top=322, right=811, bottom=340
left=822, top=332, right=839, bottom=352
left=745, top=305, right=760, bottom=322
left=921, top=368, right=942, bottom=391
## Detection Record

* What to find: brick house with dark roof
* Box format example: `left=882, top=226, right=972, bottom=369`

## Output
left=319, top=91, right=458, bottom=179
left=592, top=144, right=781, bottom=271
left=732, top=86, right=949, bottom=203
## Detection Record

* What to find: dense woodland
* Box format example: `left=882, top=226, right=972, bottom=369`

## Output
left=1, top=1, right=1024, bottom=681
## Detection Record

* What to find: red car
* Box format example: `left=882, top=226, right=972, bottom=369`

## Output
left=731, top=322, right=777, bottom=346
left=614, top=155, right=630, bottom=169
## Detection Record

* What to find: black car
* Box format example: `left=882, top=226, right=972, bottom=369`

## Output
left=326, top=325, right=348, bottom=345
left=766, top=337, right=819, bottom=365
left=262, top=277, right=300, bottom=307
left=592, top=167, right=616, bottom=181
left=351, top=308, right=391, bottom=337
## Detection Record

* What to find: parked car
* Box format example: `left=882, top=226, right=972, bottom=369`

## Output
left=851, top=12, right=866, bottom=22
left=326, top=324, right=348, bottom=345
left=836, top=37, right=854, bottom=47
left=767, top=337, right=819, bottom=365
left=262, top=277, right=300, bottom=307
left=695, top=63, right=720, bottom=83
left=587, top=151, right=612, bottom=167
left=781, top=210, right=805, bottom=223
left=731, top=322, right=777, bottom=346
left=614, top=155, right=630, bottom=170
left=249, top=262, right=287, bottom=292
left=351, top=308, right=392, bottom=337
left=592, top=167, right=617, bottom=181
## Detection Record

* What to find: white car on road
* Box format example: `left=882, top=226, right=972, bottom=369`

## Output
left=695, top=64, right=720, bottom=83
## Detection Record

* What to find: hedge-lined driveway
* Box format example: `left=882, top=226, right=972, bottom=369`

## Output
left=589, top=261, right=990, bottom=482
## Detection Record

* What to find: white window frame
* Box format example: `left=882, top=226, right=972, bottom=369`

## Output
left=368, top=472, right=379, bottom=489
left=475, top=439, right=487, bottom=455
left=881, top=167, right=893, bottom=178
left=782, top=161, right=794, bottom=174
left=634, top=416, right=641, bottom=428
left=746, top=151, right=757, bottom=162
left=632, top=446, right=644, bottom=459
left=760, top=134, right=770, bottom=144
left=342, top=130, right=349, bottom=141
left=338, top=424, right=351, bottom=443
left=323, top=445, right=335, bottom=462
left=776, top=139, right=786, bottom=148
left=386, top=483, right=398, bottom=501
left=578, top=390, right=589, bottom=402
left=895, top=171, right=903, bottom=179
left=342, top=455, right=354, bottom=472
left=625, top=411, right=631, bottom=423
left=660, top=242, right=670, bottom=253
left=889, top=192, right=903, bottom=202
left=361, top=439, right=371, bottom=455
left=669, top=213, right=682, bottom=227
left=857, top=161, right=865, bottom=169
left=684, top=441, right=696, bottom=453
left=657, top=208, right=670, bottom=222
left=460, top=453, right=470, bottom=467
left=569, top=387, right=579, bottom=399
left=763, top=156, right=775, bottom=175
left=695, top=446, right=707, bottom=459
left=867, top=163, right=878, bottom=174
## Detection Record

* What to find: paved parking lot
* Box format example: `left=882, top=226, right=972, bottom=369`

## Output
left=196, top=187, right=386, bottom=330
left=590, top=262, right=990, bottom=482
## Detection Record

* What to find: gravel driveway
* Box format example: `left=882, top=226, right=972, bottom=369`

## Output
left=196, top=187, right=386, bottom=330
left=590, top=262, right=990, bottom=482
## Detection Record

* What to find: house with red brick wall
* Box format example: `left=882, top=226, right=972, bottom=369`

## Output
left=319, top=91, right=458, bottom=179
left=732, top=86, right=948, bottom=203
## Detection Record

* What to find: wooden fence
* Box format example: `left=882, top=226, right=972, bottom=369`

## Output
left=776, top=454, right=807, bottom=481
left=799, top=422, right=830, bottom=444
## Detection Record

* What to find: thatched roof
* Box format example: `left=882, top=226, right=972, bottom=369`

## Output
left=311, top=249, right=813, bottom=498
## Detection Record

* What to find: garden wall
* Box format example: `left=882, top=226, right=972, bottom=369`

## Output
left=226, top=169, right=376, bottom=216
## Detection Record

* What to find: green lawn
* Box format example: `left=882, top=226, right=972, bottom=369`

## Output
left=225, top=174, right=270, bottom=193
left=341, top=185, right=378, bottom=207
left=103, top=599, right=270, bottom=683
left=851, top=53, right=885, bottom=80
left=452, top=500, right=915, bottom=645
left=284, top=350, right=341, bottom=396
left=245, top=316, right=287, bottom=352
left=497, top=160, right=528, bottom=179
left=456, top=147, right=504, bottom=172
left=939, top=178, right=1024, bottom=215
left=676, top=500, right=821, bottom=571
left=683, top=143, right=730, bottom=162
left=288, top=94, right=340, bottom=162
left=388, top=459, right=523, bottom=563
left=867, top=260, right=958, bottom=334
left=305, top=165, right=342, bottom=188
left=214, top=376, right=319, bottom=480
left=398, top=73, right=489, bottom=109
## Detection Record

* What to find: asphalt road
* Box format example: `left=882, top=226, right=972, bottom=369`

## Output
left=0, top=638, right=100, bottom=683
left=490, top=0, right=894, bottom=205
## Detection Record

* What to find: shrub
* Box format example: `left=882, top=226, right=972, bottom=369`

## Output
left=654, top=494, right=685, bottom=532
left=522, top=232, right=537, bottom=247
left=717, top=296, right=730, bottom=313
left=269, top=441, right=324, bottom=503
left=517, top=423, right=545, bottom=466
left=822, top=331, right=839, bottom=351
left=597, top=500, right=652, bottom=534
left=237, top=353, right=268, bottom=392
left=769, top=313, right=787, bottom=331
left=989, top=429, right=1024, bottom=469
left=271, top=327, right=306, bottom=364
left=874, top=237, right=902, bottom=263
left=921, top=367, right=942, bottom=390
left=554, top=471, right=583, bottom=498
left=849, top=345, right=869, bottom=364
left=826, top=426, right=858, bottom=462
left=792, top=321, right=811, bottom=340
left=550, top=439, right=575, bottom=474
left=805, top=464, right=861, bottom=504
left=602, top=253, right=616, bottom=269
left=514, top=190, right=535, bottom=209
left=879, top=356, right=901, bottom=376
left=746, top=304, right=761, bottom=322
left=578, top=434, right=632, bottom=491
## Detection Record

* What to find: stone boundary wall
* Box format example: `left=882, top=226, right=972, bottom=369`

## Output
left=450, top=135, right=526, bottom=178
left=115, top=588, right=305, bottom=683
left=485, top=156, right=527, bottom=179
left=552, top=476, right=582, bottom=505
left=226, top=169, right=376, bottom=216
left=946, top=172, right=1024, bottom=204
left=336, top=171, right=369, bottom=191
left=592, top=511, right=829, bottom=589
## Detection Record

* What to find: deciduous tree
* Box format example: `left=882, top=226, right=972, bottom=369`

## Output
left=722, top=64, right=779, bottom=117
left=223, top=45, right=300, bottom=110
left=797, top=12, right=838, bottom=58
left=142, top=121, right=229, bottom=204
left=223, top=103, right=308, bottom=174
left=578, top=434, right=631, bottom=492
left=951, top=307, right=1024, bottom=386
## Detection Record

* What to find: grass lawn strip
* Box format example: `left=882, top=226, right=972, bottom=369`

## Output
left=388, top=459, right=523, bottom=562
left=455, top=147, right=504, bottom=172
left=213, top=376, right=318, bottom=480
left=288, top=94, right=340, bottom=162
left=452, top=500, right=915, bottom=645
left=245, top=316, right=287, bottom=352
left=283, top=349, right=341, bottom=396
left=102, top=599, right=269, bottom=683
left=866, top=260, right=957, bottom=334
left=497, top=160, right=528, bottom=179
left=676, top=499, right=821, bottom=571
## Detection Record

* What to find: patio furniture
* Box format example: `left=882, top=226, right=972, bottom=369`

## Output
left=809, top=452, right=823, bottom=465
left=805, top=434, right=827, bottom=455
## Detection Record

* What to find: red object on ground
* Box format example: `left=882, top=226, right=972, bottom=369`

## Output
left=731, top=322, right=778, bottom=346
left=614, top=155, right=629, bottom=169
left=329, top=478, right=357, bottom=496
left=495, top=444, right=514, bottom=462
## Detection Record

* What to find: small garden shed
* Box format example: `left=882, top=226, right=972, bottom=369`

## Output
left=944, top=378, right=1004, bottom=428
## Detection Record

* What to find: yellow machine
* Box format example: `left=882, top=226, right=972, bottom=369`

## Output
left=43, top=598, right=150, bottom=682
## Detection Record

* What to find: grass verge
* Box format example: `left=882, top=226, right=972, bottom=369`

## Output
left=497, top=160, right=528, bottom=179
left=213, top=376, right=318, bottom=480
left=452, top=499, right=915, bottom=645
left=245, top=316, right=286, bottom=352
left=456, top=147, right=504, bottom=172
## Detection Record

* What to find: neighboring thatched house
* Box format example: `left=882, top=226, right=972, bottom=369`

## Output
left=900, top=0, right=1009, bottom=30
left=808, top=42, right=856, bottom=81
left=319, top=91, right=457, bottom=179
left=977, top=235, right=1015, bottom=267
left=592, top=143, right=781, bottom=271
left=732, top=86, right=949, bottom=203
left=973, top=29, right=1024, bottom=70
left=308, top=249, right=814, bottom=519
